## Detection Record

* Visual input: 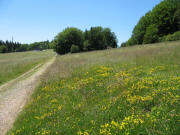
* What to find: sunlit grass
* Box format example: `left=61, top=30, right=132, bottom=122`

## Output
left=8, top=41, right=180, bottom=135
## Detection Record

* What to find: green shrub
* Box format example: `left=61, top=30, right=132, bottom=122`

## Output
left=0, top=45, right=8, bottom=53
left=159, top=31, right=180, bottom=42
left=166, top=31, right=180, bottom=41
left=165, top=34, right=175, bottom=41
left=121, top=42, right=127, bottom=47
left=83, top=40, right=91, bottom=51
left=158, top=36, right=166, bottom=42
left=70, top=45, right=80, bottom=53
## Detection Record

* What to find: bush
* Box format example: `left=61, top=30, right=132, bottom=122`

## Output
left=159, top=31, right=180, bottom=42
left=70, top=45, right=80, bottom=53
left=165, top=31, right=180, bottom=41
left=158, top=36, right=166, bottom=42
left=83, top=40, right=91, bottom=51
left=165, top=34, right=175, bottom=41
left=0, top=45, right=8, bottom=53
left=121, top=42, right=127, bottom=47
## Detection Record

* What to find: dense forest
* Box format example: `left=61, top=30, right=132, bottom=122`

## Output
left=0, top=40, right=50, bottom=53
left=52, top=26, right=118, bottom=54
left=122, top=0, right=180, bottom=47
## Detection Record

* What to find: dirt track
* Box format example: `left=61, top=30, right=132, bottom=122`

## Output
left=0, top=57, right=55, bottom=135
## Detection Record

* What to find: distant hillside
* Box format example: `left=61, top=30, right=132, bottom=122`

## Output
left=122, top=0, right=180, bottom=47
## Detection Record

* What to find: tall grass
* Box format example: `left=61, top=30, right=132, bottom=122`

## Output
left=8, top=41, right=180, bottom=135
left=0, top=50, right=55, bottom=85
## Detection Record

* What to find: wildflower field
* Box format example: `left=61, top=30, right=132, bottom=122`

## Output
left=8, top=41, right=180, bottom=135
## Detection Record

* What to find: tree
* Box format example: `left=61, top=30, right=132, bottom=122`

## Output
left=125, top=0, right=180, bottom=46
left=103, top=28, right=118, bottom=48
left=53, top=27, right=84, bottom=54
left=174, top=6, right=180, bottom=30
left=88, top=26, right=106, bottom=50
left=131, top=12, right=152, bottom=45
left=52, top=26, right=118, bottom=54
left=143, top=24, right=159, bottom=44
left=85, top=27, right=118, bottom=50
left=151, top=0, right=179, bottom=36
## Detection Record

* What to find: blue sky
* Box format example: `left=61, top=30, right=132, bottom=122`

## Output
left=0, top=0, right=162, bottom=45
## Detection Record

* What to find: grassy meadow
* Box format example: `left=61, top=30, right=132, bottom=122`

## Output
left=8, top=41, right=180, bottom=135
left=0, top=50, right=55, bottom=85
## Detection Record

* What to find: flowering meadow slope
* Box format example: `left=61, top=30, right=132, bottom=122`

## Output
left=8, top=41, right=180, bottom=135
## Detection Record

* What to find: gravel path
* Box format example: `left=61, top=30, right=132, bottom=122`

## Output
left=0, top=57, right=55, bottom=135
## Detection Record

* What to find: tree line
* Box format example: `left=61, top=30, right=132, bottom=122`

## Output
left=0, top=40, right=51, bottom=53
left=122, top=0, right=180, bottom=47
left=0, top=40, right=26, bottom=53
left=1, top=26, right=117, bottom=54
left=28, top=41, right=51, bottom=51
left=52, top=26, right=118, bottom=54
